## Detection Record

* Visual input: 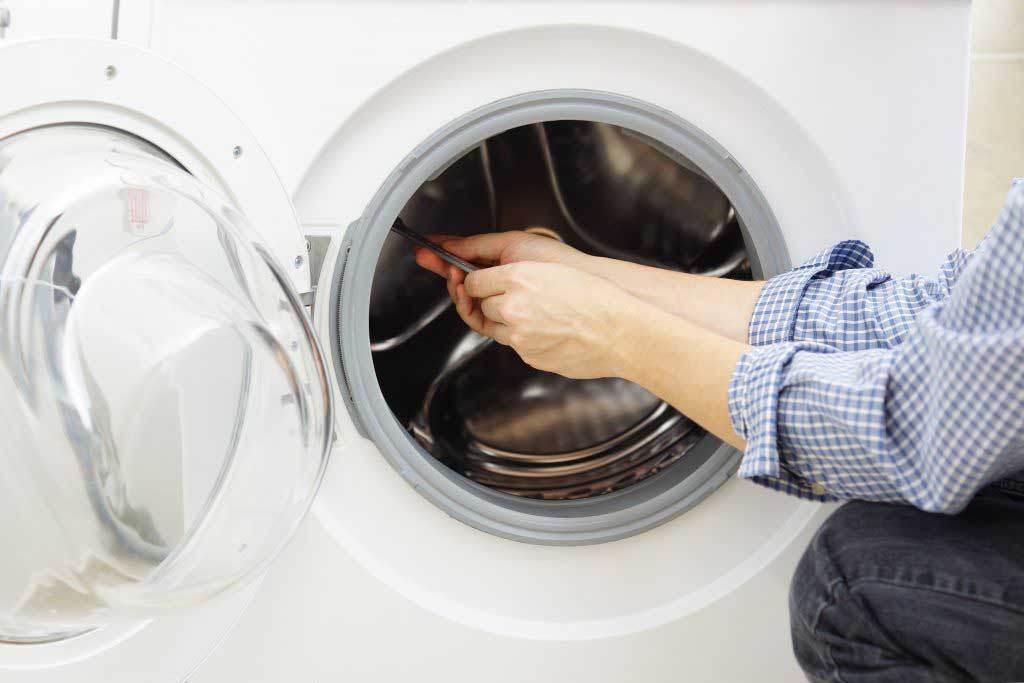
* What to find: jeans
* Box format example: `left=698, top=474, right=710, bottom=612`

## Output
left=790, top=489, right=1024, bottom=682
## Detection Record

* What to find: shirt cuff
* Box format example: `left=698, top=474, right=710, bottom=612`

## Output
left=747, top=240, right=875, bottom=346
left=728, top=342, right=839, bottom=502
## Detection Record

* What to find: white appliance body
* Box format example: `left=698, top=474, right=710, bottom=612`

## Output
left=0, top=1, right=971, bottom=681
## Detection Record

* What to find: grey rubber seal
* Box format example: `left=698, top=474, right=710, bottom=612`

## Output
left=330, top=90, right=790, bottom=545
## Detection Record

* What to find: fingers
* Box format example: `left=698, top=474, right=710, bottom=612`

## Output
left=414, top=231, right=528, bottom=277
left=481, top=317, right=512, bottom=345
left=412, top=234, right=460, bottom=277
left=449, top=265, right=466, bottom=289
left=445, top=266, right=464, bottom=302
left=453, top=282, right=484, bottom=332
left=413, top=246, right=451, bottom=277
left=480, top=295, right=508, bottom=324
left=453, top=284, right=511, bottom=345
left=464, top=264, right=517, bottom=298
left=438, top=232, right=514, bottom=264
left=410, top=233, right=524, bottom=345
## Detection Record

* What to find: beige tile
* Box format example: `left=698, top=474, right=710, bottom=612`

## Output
left=962, top=58, right=1024, bottom=247
left=971, top=0, right=1024, bottom=54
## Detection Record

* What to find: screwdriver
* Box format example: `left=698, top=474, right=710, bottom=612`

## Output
left=390, top=217, right=478, bottom=273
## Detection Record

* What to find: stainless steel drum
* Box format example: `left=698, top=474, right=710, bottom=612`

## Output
left=370, top=121, right=750, bottom=500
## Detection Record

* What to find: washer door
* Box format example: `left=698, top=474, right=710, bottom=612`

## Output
left=0, top=98, right=332, bottom=641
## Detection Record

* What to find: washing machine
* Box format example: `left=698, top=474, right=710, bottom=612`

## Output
left=0, top=1, right=973, bottom=681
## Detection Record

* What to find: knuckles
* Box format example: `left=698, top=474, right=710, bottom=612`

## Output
left=505, top=264, right=529, bottom=288
left=500, top=296, right=528, bottom=324
left=505, top=261, right=542, bottom=288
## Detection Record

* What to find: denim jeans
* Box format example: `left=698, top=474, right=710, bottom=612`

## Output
left=790, top=489, right=1024, bottom=682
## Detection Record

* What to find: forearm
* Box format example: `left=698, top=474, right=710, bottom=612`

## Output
left=611, top=300, right=749, bottom=450
left=581, top=256, right=763, bottom=343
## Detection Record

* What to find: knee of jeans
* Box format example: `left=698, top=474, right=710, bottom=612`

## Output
left=789, top=503, right=867, bottom=636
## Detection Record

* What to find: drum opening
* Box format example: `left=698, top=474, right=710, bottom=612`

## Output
left=331, top=91, right=789, bottom=543
left=369, top=120, right=750, bottom=501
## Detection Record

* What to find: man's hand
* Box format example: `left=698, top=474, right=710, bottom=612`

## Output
left=445, top=261, right=636, bottom=380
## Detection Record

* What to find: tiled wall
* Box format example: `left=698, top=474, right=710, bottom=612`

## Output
left=963, top=0, right=1024, bottom=247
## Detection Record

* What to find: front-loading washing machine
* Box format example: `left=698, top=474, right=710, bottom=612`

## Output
left=0, top=1, right=972, bottom=681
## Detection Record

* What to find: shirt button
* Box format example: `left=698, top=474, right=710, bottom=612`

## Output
left=810, top=482, right=827, bottom=496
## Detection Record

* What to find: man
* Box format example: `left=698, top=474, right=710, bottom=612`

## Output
left=414, top=180, right=1024, bottom=682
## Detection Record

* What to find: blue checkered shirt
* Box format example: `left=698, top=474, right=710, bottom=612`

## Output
left=728, top=181, right=1024, bottom=513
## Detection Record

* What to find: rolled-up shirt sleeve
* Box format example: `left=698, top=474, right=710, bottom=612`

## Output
left=730, top=182, right=1024, bottom=512
left=749, top=240, right=973, bottom=351
left=748, top=240, right=876, bottom=346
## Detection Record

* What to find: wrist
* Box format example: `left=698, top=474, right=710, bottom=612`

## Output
left=576, top=254, right=619, bottom=279
left=561, top=250, right=605, bottom=277
left=581, top=256, right=659, bottom=309
left=604, top=296, right=663, bottom=381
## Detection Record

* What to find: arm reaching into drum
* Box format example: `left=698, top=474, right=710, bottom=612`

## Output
left=412, top=180, right=1024, bottom=514
left=417, top=230, right=977, bottom=352
left=425, top=257, right=749, bottom=450
left=414, top=230, right=763, bottom=343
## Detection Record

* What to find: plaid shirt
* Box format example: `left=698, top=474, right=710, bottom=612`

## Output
left=728, top=181, right=1024, bottom=513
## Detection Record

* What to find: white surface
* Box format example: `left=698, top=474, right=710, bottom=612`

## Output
left=5, top=1, right=972, bottom=681
left=0, top=0, right=113, bottom=41
left=159, top=2, right=969, bottom=681
left=193, top=513, right=822, bottom=682
left=146, top=0, right=971, bottom=274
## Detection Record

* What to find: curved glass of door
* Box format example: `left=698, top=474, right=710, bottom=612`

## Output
left=0, top=125, right=332, bottom=642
